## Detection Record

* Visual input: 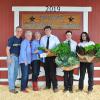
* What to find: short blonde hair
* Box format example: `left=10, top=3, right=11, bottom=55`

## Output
left=25, top=31, right=33, bottom=36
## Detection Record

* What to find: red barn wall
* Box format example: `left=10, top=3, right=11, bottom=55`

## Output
left=0, top=0, right=100, bottom=84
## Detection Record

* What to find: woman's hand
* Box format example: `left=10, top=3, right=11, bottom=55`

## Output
left=45, top=50, right=51, bottom=55
left=34, top=50, right=39, bottom=54
left=25, top=61, right=28, bottom=66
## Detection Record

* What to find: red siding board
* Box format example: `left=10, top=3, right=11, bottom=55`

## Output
left=94, top=70, right=100, bottom=77
left=0, top=71, right=8, bottom=78
left=0, top=0, right=100, bottom=84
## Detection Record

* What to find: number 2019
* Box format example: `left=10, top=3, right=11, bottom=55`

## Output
left=46, top=6, right=60, bottom=12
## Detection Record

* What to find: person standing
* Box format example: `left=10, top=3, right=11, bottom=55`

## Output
left=31, top=32, right=41, bottom=91
left=6, top=26, right=23, bottom=94
left=63, top=31, right=77, bottom=93
left=78, top=32, right=95, bottom=94
left=19, top=31, right=32, bottom=93
left=41, top=26, right=60, bottom=92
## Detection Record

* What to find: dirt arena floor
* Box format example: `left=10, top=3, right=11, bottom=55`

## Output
left=0, top=85, right=100, bottom=100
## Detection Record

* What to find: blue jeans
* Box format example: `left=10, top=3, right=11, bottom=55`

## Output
left=8, top=55, right=19, bottom=90
left=20, top=63, right=29, bottom=91
left=31, top=60, right=40, bottom=82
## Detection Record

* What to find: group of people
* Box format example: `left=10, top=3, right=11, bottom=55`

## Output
left=6, top=26, right=94, bottom=94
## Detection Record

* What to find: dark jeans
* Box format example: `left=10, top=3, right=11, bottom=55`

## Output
left=64, top=70, right=73, bottom=90
left=44, top=56, right=58, bottom=89
left=20, top=63, right=29, bottom=91
left=31, top=60, right=40, bottom=82
left=79, top=62, right=94, bottom=91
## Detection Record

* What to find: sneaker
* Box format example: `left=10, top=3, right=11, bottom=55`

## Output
left=22, top=90, right=29, bottom=93
left=87, top=90, right=92, bottom=94
left=77, top=89, right=83, bottom=92
left=63, top=89, right=69, bottom=93
left=69, top=90, right=73, bottom=93
left=44, top=87, right=51, bottom=90
left=69, top=89, right=73, bottom=93
left=53, top=88, right=59, bottom=93
left=9, top=89, right=18, bottom=94
left=15, top=86, right=20, bottom=88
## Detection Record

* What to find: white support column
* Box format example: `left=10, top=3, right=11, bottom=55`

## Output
left=83, top=12, right=89, bottom=32
left=13, top=11, right=20, bottom=35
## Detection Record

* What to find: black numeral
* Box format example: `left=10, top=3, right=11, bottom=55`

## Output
left=46, top=6, right=60, bottom=12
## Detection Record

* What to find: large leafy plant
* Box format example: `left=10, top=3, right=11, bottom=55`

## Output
left=77, top=43, right=100, bottom=57
left=51, top=43, right=79, bottom=67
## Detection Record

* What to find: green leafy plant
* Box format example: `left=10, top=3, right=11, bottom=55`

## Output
left=38, top=47, right=46, bottom=51
left=84, top=45, right=96, bottom=55
left=95, top=49, right=100, bottom=58
left=95, top=44, right=100, bottom=51
left=51, top=43, right=79, bottom=67
left=76, top=46, right=85, bottom=55
left=94, top=44, right=100, bottom=57
left=51, top=43, right=71, bottom=58
left=77, top=43, right=100, bottom=58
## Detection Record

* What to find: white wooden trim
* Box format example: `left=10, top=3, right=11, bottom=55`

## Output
left=83, top=12, right=89, bottom=32
left=0, top=67, right=100, bottom=71
left=14, top=11, right=19, bottom=35
left=94, top=67, right=100, bottom=70
left=0, top=57, right=7, bottom=60
left=0, top=79, right=8, bottom=82
left=12, top=6, right=92, bottom=12
left=0, top=68, right=8, bottom=71
left=60, top=7, right=92, bottom=12
left=94, top=78, right=100, bottom=81
left=0, top=80, right=77, bottom=86
left=1, top=77, right=100, bottom=82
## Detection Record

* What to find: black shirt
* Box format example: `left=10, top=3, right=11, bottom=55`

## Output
left=7, top=36, right=22, bottom=56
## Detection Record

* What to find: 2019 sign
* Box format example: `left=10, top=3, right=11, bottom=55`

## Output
left=46, top=6, right=60, bottom=12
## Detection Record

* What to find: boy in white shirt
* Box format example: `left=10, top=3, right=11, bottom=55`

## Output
left=41, top=26, right=60, bottom=92
left=63, top=31, right=77, bottom=93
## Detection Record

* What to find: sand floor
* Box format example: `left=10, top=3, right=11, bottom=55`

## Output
left=0, top=85, right=100, bottom=100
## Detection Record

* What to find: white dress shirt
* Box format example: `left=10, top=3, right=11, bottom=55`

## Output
left=40, top=34, right=60, bottom=49
left=64, top=39, right=77, bottom=53
left=78, top=41, right=95, bottom=47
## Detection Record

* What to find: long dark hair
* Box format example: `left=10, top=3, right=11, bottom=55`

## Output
left=80, top=32, right=90, bottom=42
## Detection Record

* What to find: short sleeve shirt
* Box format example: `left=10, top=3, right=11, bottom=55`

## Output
left=7, top=36, right=22, bottom=56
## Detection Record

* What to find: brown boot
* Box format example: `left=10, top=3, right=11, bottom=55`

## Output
left=32, top=81, right=39, bottom=91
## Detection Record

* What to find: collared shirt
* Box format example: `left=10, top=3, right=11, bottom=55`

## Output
left=64, top=39, right=77, bottom=53
left=19, top=39, right=31, bottom=64
left=7, top=36, right=22, bottom=56
left=78, top=41, right=95, bottom=47
left=31, top=39, right=40, bottom=61
left=40, top=34, right=60, bottom=49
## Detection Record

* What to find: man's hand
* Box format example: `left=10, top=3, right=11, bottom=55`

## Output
left=6, top=46, right=12, bottom=64
left=34, top=50, right=39, bottom=54
left=7, top=57, right=12, bottom=64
